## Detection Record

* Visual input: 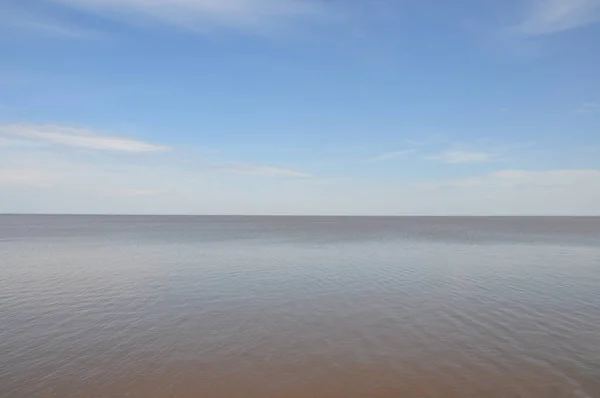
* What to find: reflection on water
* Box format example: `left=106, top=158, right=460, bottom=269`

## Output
left=1, top=216, right=600, bottom=397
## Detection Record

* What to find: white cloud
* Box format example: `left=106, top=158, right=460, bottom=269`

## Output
left=1, top=127, right=599, bottom=215
left=0, top=149, right=318, bottom=214
left=426, top=150, right=494, bottom=164
left=0, top=124, right=169, bottom=153
left=512, top=0, right=600, bottom=36
left=368, top=149, right=415, bottom=162
left=50, top=0, right=326, bottom=30
left=106, top=188, right=164, bottom=197
left=0, top=137, right=40, bottom=148
left=576, top=102, right=600, bottom=113
left=0, top=4, right=97, bottom=39
left=416, top=169, right=600, bottom=215
left=10, top=18, right=96, bottom=39
left=0, top=168, right=49, bottom=187
left=218, top=164, right=311, bottom=177
left=430, top=169, right=600, bottom=189
left=2, top=149, right=600, bottom=214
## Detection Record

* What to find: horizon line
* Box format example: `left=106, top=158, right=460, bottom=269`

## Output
left=1, top=213, right=599, bottom=218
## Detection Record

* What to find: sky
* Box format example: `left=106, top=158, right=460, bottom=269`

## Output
left=1, top=0, right=600, bottom=215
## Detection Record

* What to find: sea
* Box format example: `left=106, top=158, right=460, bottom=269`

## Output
left=1, top=215, right=599, bottom=397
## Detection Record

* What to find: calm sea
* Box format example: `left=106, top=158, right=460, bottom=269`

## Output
left=1, top=215, right=599, bottom=397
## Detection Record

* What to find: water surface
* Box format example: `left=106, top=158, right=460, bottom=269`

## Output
left=1, top=216, right=599, bottom=397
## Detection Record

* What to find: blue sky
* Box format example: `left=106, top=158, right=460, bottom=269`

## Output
left=1, top=0, right=600, bottom=215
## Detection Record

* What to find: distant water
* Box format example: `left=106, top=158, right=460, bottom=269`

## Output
left=1, top=215, right=600, bottom=398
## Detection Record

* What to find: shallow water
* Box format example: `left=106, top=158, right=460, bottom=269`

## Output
left=1, top=216, right=599, bottom=397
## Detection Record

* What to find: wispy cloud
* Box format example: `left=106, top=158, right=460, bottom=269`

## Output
left=218, top=164, right=312, bottom=177
left=0, top=167, right=50, bottom=187
left=368, top=149, right=415, bottom=162
left=512, top=0, right=600, bottom=36
left=10, top=19, right=96, bottom=39
left=107, top=188, right=164, bottom=197
left=576, top=101, right=600, bottom=113
left=426, top=150, right=494, bottom=164
left=0, top=137, right=41, bottom=148
left=50, top=0, right=327, bottom=30
left=0, top=124, right=169, bottom=153
left=2, top=144, right=600, bottom=214
left=0, top=4, right=97, bottom=39
left=415, top=169, right=600, bottom=215
left=429, top=169, right=600, bottom=189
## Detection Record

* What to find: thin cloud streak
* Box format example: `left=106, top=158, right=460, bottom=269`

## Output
left=50, top=0, right=327, bottom=30
left=0, top=137, right=41, bottom=148
left=426, top=169, right=600, bottom=189
left=0, top=167, right=50, bottom=187
left=512, top=0, right=600, bottom=36
left=0, top=124, right=169, bottom=153
left=368, top=149, right=415, bottom=162
left=218, top=164, right=312, bottom=178
left=0, top=4, right=98, bottom=39
left=10, top=19, right=97, bottom=39
left=576, top=102, right=600, bottom=113
left=426, top=150, right=494, bottom=164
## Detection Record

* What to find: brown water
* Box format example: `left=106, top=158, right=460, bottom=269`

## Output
left=1, top=216, right=600, bottom=397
